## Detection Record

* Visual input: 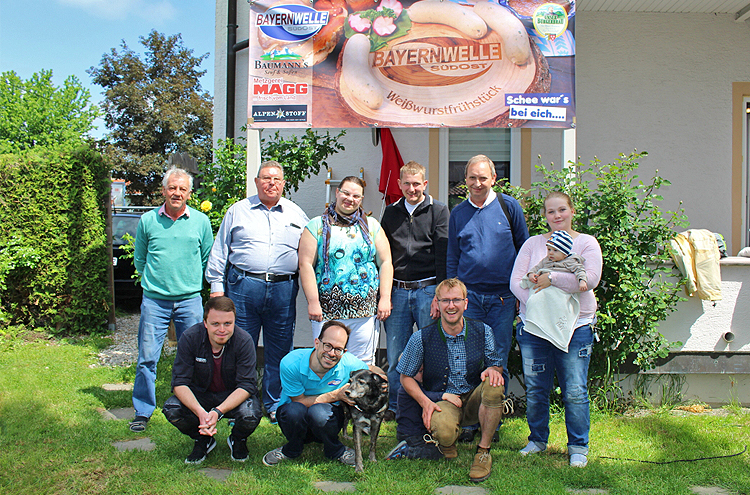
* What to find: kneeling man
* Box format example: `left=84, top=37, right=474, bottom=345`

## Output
left=163, top=296, right=262, bottom=464
left=263, top=320, right=386, bottom=467
left=395, top=278, right=505, bottom=482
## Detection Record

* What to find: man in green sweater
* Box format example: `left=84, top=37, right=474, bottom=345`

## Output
left=130, top=167, right=214, bottom=432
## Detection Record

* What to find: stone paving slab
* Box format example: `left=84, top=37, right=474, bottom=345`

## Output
left=435, top=486, right=489, bottom=495
left=108, top=407, right=135, bottom=420
left=97, top=407, right=118, bottom=420
left=198, top=468, right=232, bottom=482
left=111, top=438, right=156, bottom=452
left=102, top=383, right=133, bottom=391
left=691, top=487, right=734, bottom=495
left=314, top=481, right=356, bottom=492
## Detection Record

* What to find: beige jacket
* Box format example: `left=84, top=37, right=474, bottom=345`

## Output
left=670, top=229, right=722, bottom=301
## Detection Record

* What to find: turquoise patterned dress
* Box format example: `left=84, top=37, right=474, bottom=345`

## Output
left=305, top=216, right=381, bottom=320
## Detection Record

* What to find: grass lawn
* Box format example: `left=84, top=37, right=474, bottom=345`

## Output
left=0, top=335, right=748, bottom=495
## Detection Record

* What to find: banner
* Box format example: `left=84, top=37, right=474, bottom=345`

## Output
left=249, top=0, right=575, bottom=128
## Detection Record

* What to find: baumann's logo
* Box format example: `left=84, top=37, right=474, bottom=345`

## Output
left=256, top=5, right=329, bottom=42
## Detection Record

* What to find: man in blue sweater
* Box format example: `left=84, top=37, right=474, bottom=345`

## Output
left=446, top=154, right=528, bottom=442
left=130, top=166, right=214, bottom=432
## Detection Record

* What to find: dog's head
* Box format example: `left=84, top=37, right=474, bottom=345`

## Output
left=344, top=369, right=389, bottom=410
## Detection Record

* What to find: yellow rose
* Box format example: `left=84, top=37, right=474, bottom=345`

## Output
left=200, top=200, right=212, bottom=212
left=212, top=187, right=216, bottom=192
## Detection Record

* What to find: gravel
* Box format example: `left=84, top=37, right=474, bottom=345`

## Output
left=96, top=312, right=175, bottom=367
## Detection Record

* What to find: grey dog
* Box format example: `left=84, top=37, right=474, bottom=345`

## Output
left=344, top=369, right=389, bottom=473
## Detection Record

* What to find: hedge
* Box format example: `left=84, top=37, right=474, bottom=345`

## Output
left=0, top=145, right=110, bottom=334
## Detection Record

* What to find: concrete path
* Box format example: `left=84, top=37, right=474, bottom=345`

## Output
left=111, top=438, right=156, bottom=452
left=314, top=481, right=356, bottom=492
left=104, top=407, right=135, bottom=420
left=102, top=383, right=133, bottom=391
left=691, top=487, right=735, bottom=495
left=435, top=486, right=488, bottom=495
left=198, top=468, right=232, bottom=482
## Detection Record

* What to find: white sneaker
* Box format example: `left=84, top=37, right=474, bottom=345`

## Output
left=519, top=442, right=546, bottom=456
left=570, top=453, right=588, bottom=468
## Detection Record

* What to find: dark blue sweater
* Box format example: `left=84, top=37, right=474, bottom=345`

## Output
left=446, top=194, right=529, bottom=294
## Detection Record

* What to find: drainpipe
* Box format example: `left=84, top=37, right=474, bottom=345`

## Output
left=227, top=0, right=250, bottom=139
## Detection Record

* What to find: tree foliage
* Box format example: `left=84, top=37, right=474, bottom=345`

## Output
left=88, top=30, right=213, bottom=205
left=500, top=151, right=688, bottom=386
left=0, top=70, right=99, bottom=153
left=261, top=129, right=346, bottom=194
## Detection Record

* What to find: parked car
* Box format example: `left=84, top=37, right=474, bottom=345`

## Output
left=112, top=207, right=153, bottom=301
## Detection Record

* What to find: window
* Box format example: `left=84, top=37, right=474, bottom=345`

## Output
left=447, top=128, right=510, bottom=209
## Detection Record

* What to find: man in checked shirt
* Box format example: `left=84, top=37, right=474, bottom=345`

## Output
left=394, top=278, right=505, bottom=483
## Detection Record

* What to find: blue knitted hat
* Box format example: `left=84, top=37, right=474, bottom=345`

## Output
left=547, top=230, right=573, bottom=257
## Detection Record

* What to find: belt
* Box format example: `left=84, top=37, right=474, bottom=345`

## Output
left=231, top=265, right=298, bottom=283
left=394, top=278, right=436, bottom=290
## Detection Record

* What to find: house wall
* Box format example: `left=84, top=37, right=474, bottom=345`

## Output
left=572, top=12, right=750, bottom=254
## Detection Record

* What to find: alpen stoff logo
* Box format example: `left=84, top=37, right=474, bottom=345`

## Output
left=255, top=4, right=329, bottom=42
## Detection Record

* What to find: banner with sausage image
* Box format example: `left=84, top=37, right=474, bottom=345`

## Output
left=249, top=0, right=575, bottom=128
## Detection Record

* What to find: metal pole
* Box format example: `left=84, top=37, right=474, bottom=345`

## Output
left=105, top=182, right=116, bottom=333
left=226, top=0, right=238, bottom=139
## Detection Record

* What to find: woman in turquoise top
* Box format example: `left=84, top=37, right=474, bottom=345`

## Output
left=299, top=176, right=393, bottom=364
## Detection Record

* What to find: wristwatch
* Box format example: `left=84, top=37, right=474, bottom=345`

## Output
left=211, top=407, right=224, bottom=420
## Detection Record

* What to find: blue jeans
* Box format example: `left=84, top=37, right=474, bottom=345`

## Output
left=517, top=322, right=593, bottom=455
left=276, top=401, right=346, bottom=459
left=383, top=284, right=436, bottom=411
left=465, top=288, right=516, bottom=384
left=133, top=295, right=203, bottom=418
left=226, top=267, right=298, bottom=414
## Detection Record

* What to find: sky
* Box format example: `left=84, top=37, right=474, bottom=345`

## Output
left=0, top=0, right=217, bottom=138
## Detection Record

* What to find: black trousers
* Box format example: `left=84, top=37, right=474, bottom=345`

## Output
left=163, top=390, right=262, bottom=440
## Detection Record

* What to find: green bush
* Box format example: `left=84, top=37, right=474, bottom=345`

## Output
left=0, top=145, right=110, bottom=334
left=191, top=130, right=346, bottom=234
left=190, top=137, right=248, bottom=233
left=261, top=128, right=346, bottom=194
left=0, top=236, right=41, bottom=324
left=501, top=150, right=688, bottom=387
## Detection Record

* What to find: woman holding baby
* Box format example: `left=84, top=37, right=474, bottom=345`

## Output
left=510, top=191, right=602, bottom=468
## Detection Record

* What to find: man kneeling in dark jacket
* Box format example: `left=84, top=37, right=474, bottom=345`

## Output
left=163, top=296, right=262, bottom=464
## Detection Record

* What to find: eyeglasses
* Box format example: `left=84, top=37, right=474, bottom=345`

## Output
left=338, top=189, right=363, bottom=201
left=259, top=176, right=284, bottom=184
left=438, top=298, right=465, bottom=305
left=321, top=342, right=345, bottom=356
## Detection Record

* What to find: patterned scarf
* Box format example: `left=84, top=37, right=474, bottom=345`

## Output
left=321, top=202, right=371, bottom=279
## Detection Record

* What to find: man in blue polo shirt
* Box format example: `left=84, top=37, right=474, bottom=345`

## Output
left=262, top=320, right=386, bottom=467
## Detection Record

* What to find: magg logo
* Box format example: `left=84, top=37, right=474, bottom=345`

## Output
left=254, top=83, right=308, bottom=95
left=255, top=5, right=329, bottom=42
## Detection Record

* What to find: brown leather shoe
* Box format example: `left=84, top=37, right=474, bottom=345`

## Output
left=469, top=448, right=492, bottom=482
left=439, top=443, right=458, bottom=459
